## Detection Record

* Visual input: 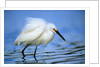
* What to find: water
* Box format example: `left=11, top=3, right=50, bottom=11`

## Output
left=4, top=41, right=85, bottom=64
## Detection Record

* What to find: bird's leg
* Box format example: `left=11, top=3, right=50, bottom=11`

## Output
left=21, top=45, right=30, bottom=57
left=33, top=46, right=38, bottom=62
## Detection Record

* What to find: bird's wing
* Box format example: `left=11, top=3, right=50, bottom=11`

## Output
left=22, top=17, right=46, bottom=33
left=15, top=18, right=46, bottom=45
left=22, top=23, right=39, bottom=33
left=15, top=26, right=45, bottom=43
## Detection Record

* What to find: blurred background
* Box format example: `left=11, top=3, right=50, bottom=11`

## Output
left=4, top=10, right=85, bottom=64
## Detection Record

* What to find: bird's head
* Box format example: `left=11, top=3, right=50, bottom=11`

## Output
left=47, top=23, right=66, bottom=41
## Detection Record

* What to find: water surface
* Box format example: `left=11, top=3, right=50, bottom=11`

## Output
left=4, top=41, right=85, bottom=64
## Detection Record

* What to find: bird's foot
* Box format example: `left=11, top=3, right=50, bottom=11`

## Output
left=33, top=55, right=38, bottom=63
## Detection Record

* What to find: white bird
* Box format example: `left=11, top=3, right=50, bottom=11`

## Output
left=14, top=18, right=66, bottom=61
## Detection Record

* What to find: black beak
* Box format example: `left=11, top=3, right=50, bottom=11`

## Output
left=55, top=30, right=66, bottom=41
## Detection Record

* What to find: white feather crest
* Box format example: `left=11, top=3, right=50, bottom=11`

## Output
left=22, top=17, right=47, bottom=33
left=15, top=17, right=47, bottom=44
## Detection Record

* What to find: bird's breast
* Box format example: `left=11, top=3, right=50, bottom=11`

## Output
left=31, top=30, right=54, bottom=46
left=41, top=31, right=54, bottom=45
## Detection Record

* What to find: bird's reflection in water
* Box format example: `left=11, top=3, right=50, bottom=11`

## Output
left=22, top=54, right=38, bottom=64
left=22, top=55, right=26, bottom=63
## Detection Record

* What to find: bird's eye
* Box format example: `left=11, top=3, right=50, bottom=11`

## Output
left=53, top=28, right=55, bottom=30
left=53, top=28, right=58, bottom=32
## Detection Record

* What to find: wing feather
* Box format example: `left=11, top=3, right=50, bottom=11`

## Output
left=22, top=17, right=46, bottom=33
left=15, top=26, right=45, bottom=42
left=15, top=18, right=46, bottom=45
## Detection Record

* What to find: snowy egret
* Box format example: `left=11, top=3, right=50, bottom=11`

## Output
left=14, top=18, right=66, bottom=61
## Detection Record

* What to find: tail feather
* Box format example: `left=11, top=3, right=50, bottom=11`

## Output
left=14, top=41, right=20, bottom=46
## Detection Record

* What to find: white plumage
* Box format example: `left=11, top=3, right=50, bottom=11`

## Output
left=15, top=18, right=56, bottom=46
left=14, top=17, right=66, bottom=61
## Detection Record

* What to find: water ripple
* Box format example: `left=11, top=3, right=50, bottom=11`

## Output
left=4, top=42, right=85, bottom=64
